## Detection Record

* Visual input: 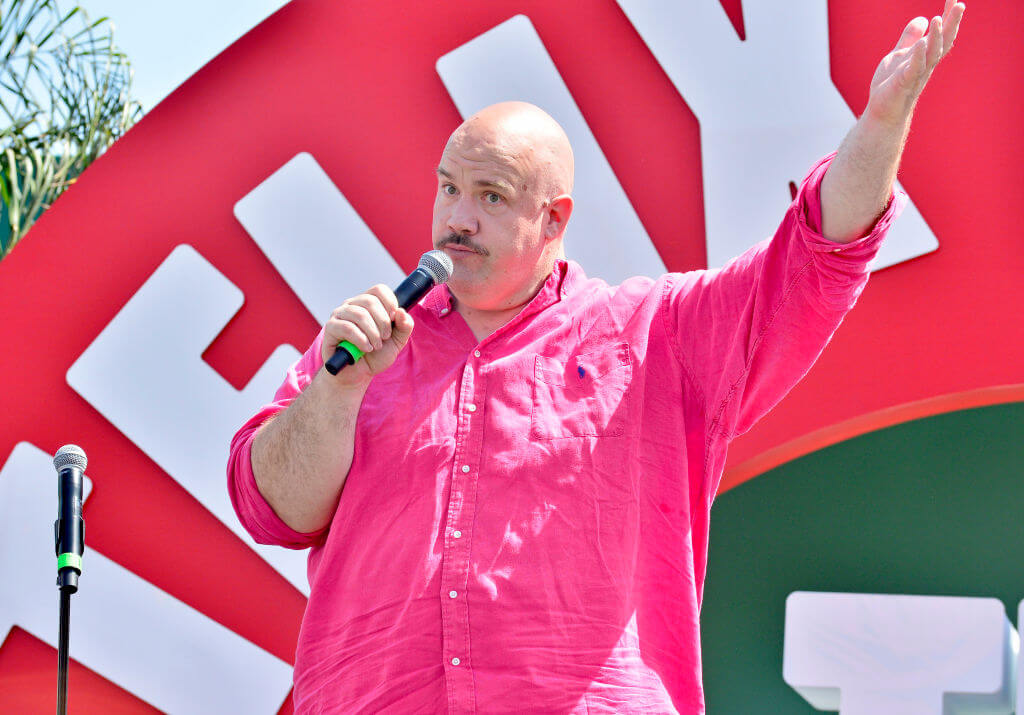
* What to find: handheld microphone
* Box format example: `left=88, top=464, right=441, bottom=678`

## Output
left=325, top=249, right=454, bottom=375
left=53, top=445, right=87, bottom=594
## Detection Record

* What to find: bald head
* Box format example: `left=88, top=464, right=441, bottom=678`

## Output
left=432, top=102, right=576, bottom=317
left=444, top=101, right=574, bottom=197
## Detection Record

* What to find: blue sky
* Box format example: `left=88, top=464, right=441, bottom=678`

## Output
left=84, top=0, right=290, bottom=112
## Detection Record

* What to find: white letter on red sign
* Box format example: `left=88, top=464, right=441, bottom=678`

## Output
left=437, top=15, right=667, bottom=285
left=0, top=443, right=292, bottom=713
left=66, top=245, right=308, bottom=594
left=615, top=0, right=939, bottom=272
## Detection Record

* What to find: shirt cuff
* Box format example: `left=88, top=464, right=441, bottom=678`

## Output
left=227, top=407, right=329, bottom=549
left=794, top=151, right=908, bottom=262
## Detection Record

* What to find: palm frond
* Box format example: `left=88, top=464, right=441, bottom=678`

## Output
left=0, top=0, right=141, bottom=258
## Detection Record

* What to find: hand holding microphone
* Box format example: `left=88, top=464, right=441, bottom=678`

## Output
left=322, top=250, right=453, bottom=379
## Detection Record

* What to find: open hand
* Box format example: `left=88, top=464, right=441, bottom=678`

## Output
left=865, top=1, right=965, bottom=127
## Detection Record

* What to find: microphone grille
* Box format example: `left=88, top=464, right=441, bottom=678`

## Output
left=419, top=250, right=454, bottom=285
left=54, top=444, right=88, bottom=472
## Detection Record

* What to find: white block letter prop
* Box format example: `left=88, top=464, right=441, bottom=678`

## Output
left=234, top=151, right=406, bottom=323
left=0, top=443, right=292, bottom=713
left=616, top=0, right=939, bottom=271
left=66, top=245, right=308, bottom=594
left=783, top=591, right=1015, bottom=714
left=1014, top=600, right=1024, bottom=714
left=437, top=15, right=667, bottom=284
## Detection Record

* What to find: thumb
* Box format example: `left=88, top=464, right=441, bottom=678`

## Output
left=391, top=308, right=415, bottom=349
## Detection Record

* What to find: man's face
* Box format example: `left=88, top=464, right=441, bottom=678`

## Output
left=431, top=128, right=552, bottom=312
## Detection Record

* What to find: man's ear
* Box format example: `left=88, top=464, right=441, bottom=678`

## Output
left=543, top=194, right=574, bottom=241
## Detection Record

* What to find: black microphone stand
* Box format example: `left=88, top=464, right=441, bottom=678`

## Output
left=54, top=444, right=86, bottom=715
left=55, top=548, right=82, bottom=715
left=57, top=586, right=71, bottom=714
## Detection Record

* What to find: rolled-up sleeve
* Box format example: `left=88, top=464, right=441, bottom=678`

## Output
left=662, top=152, right=906, bottom=443
left=226, top=331, right=329, bottom=549
left=795, top=152, right=907, bottom=311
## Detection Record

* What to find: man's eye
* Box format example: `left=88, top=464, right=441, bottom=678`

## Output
left=484, top=192, right=502, bottom=204
left=442, top=184, right=457, bottom=196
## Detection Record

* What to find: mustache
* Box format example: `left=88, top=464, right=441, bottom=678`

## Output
left=438, top=232, right=489, bottom=256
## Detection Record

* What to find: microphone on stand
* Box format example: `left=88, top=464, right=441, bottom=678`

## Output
left=53, top=444, right=87, bottom=715
left=54, top=444, right=87, bottom=593
left=325, top=249, right=454, bottom=375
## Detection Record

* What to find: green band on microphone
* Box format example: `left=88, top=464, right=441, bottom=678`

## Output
left=337, top=340, right=364, bottom=363
left=57, top=553, right=82, bottom=573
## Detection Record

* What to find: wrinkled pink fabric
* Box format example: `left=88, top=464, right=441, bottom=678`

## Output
left=228, top=154, right=903, bottom=713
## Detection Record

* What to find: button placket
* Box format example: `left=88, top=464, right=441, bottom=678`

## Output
left=440, top=354, right=486, bottom=713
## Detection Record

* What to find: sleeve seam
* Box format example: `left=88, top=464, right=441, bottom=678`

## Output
left=706, top=232, right=815, bottom=444
left=660, top=277, right=709, bottom=420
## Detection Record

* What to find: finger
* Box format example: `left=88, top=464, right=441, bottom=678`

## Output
left=942, top=3, right=965, bottom=57
left=913, top=37, right=929, bottom=79
left=364, top=284, right=399, bottom=319
left=894, top=16, right=928, bottom=51
left=347, top=304, right=386, bottom=350
left=896, top=38, right=928, bottom=91
left=925, top=16, right=943, bottom=69
left=331, top=304, right=382, bottom=351
left=943, top=0, right=955, bottom=18
left=325, top=318, right=375, bottom=358
left=346, top=292, right=393, bottom=342
left=887, top=44, right=918, bottom=67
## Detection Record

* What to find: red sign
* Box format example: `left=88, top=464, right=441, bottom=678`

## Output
left=0, top=1, right=1020, bottom=711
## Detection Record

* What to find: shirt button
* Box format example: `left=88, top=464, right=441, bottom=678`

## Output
left=831, top=247, right=841, bottom=253
left=440, top=308, right=449, bottom=315
left=449, top=590, right=458, bottom=598
left=452, top=530, right=462, bottom=538
left=473, top=350, right=481, bottom=358
left=467, top=403, right=477, bottom=412
left=451, top=657, right=461, bottom=666
left=461, top=465, right=471, bottom=473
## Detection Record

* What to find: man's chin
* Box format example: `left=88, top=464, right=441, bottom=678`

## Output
left=444, top=271, right=483, bottom=302
left=445, top=271, right=469, bottom=293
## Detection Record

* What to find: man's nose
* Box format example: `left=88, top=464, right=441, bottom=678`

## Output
left=447, top=196, right=478, bottom=235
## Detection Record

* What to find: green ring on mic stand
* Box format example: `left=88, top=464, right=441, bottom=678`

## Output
left=337, top=340, right=364, bottom=363
left=57, top=553, right=82, bottom=572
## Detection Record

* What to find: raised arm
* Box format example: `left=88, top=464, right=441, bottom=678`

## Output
left=821, top=0, right=964, bottom=242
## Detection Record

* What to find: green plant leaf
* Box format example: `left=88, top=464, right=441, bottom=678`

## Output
left=0, top=0, right=139, bottom=259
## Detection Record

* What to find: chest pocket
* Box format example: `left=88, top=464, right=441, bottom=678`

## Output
left=530, top=343, right=632, bottom=440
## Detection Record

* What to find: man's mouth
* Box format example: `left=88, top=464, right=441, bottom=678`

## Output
left=438, top=233, right=488, bottom=256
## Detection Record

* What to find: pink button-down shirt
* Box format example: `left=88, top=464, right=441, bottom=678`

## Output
left=228, top=154, right=903, bottom=713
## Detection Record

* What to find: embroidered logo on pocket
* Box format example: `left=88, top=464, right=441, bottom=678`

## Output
left=530, top=343, right=633, bottom=439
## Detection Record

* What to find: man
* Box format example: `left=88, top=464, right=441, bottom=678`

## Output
left=228, top=4, right=964, bottom=712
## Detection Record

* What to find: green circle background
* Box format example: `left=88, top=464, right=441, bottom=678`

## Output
left=702, top=401, right=1024, bottom=712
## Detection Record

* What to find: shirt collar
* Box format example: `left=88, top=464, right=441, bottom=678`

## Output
left=423, top=259, right=584, bottom=319
left=424, top=282, right=455, bottom=317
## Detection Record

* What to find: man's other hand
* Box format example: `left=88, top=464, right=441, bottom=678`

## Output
left=866, top=1, right=965, bottom=128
